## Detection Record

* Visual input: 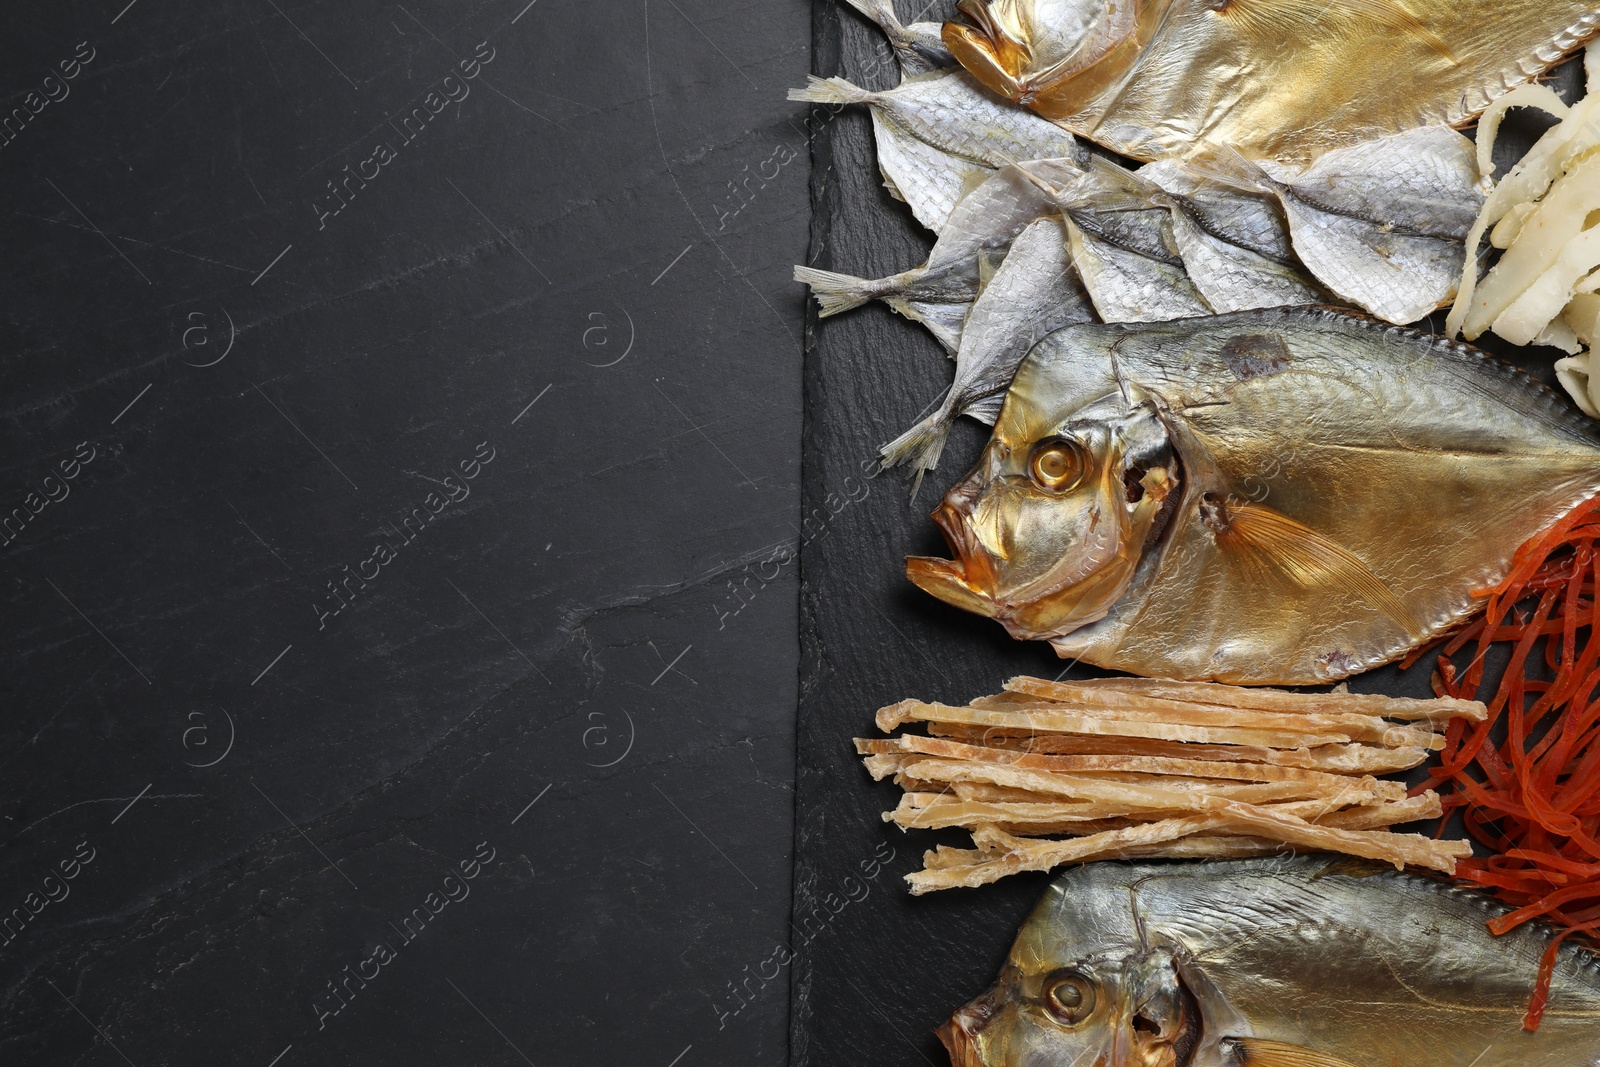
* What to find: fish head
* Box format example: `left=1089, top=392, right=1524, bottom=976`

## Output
left=939, top=949, right=1200, bottom=1067
left=943, top=0, right=1174, bottom=121
left=907, top=342, right=1179, bottom=642
left=940, top=872, right=1205, bottom=1067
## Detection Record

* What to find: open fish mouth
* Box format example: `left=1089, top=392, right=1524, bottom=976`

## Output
left=907, top=501, right=1001, bottom=619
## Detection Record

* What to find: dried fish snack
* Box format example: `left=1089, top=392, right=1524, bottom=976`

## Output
left=941, top=0, right=1600, bottom=165
left=858, top=676, right=1482, bottom=893
left=939, top=857, right=1600, bottom=1066
left=908, top=308, right=1600, bottom=684
left=789, top=69, right=1085, bottom=231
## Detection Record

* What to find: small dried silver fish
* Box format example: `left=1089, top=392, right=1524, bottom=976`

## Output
left=881, top=216, right=1095, bottom=479
left=1192, top=128, right=1483, bottom=324
left=1136, top=163, right=1330, bottom=313
left=796, top=159, right=1076, bottom=352
left=789, top=70, right=1085, bottom=232
left=840, top=0, right=953, bottom=77
left=1141, top=160, right=1302, bottom=277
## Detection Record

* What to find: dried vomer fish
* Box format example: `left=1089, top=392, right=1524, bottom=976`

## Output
left=840, top=0, right=953, bottom=77
left=941, top=0, right=1600, bottom=165
left=1187, top=127, right=1483, bottom=324
left=881, top=217, right=1094, bottom=478
left=907, top=307, right=1600, bottom=685
left=797, top=159, right=1078, bottom=353
left=941, top=857, right=1600, bottom=1066
left=789, top=70, right=1085, bottom=232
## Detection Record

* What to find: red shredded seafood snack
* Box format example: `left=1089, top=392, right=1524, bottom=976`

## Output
left=1408, top=496, right=1600, bottom=1030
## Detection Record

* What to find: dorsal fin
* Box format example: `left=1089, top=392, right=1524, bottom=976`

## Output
left=1205, top=497, right=1424, bottom=640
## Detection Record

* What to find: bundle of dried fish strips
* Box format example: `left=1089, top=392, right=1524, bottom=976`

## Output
left=856, top=676, right=1482, bottom=893
left=941, top=0, right=1600, bottom=166
left=1450, top=43, right=1600, bottom=418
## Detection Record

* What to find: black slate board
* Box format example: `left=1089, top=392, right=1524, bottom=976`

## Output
left=0, top=2, right=811, bottom=1065
left=791, top=6, right=1587, bottom=1065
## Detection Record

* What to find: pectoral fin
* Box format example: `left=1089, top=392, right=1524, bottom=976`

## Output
left=1230, top=1037, right=1367, bottom=1067
left=1212, top=0, right=1455, bottom=62
left=1208, top=498, right=1424, bottom=640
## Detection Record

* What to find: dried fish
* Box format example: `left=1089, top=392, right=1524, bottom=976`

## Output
left=789, top=69, right=1085, bottom=231
left=880, top=216, right=1095, bottom=478
left=796, top=159, right=1076, bottom=352
left=1137, top=162, right=1330, bottom=313
left=839, top=0, right=953, bottom=77
left=907, top=307, right=1600, bottom=684
left=942, top=0, right=1600, bottom=165
left=940, top=858, right=1600, bottom=1066
left=1190, top=128, right=1483, bottom=324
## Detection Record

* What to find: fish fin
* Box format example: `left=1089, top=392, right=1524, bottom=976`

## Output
left=1229, top=1037, right=1366, bottom=1067
left=1209, top=499, right=1424, bottom=640
left=1211, top=0, right=1455, bottom=63
left=1181, top=142, right=1274, bottom=196
left=787, top=75, right=874, bottom=107
left=793, top=265, right=885, bottom=317
left=880, top=407, right=954, bottom=489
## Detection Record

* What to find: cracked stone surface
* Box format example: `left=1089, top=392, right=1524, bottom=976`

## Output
left=0, top=1, right=807, bottom=1064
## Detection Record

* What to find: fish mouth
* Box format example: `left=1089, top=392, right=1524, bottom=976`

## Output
left=907, top=500, right=1001, bottom=619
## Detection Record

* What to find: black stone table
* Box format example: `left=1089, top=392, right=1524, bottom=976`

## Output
left=0, top=2, right=809, bottom=1064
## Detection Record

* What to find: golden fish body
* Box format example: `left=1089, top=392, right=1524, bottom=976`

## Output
left=944, top=0, right=1600, bottom=164
left=907, top=307, right=1600, bottom=685
left=941, top=857, right=1600, bottom=1067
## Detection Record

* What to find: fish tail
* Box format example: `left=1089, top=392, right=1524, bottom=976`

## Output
left=879, top=407, right=953, bottom=488
left=787, top=75, right=875, bottom=108
left=839, top=0, right=908, bottom=37
left=794, top=265, right=888, bottom=316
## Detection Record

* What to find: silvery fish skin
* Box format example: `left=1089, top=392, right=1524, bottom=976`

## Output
left=881, top=216, right=1096, bottom=479
left=788, top=70, right=1085, bottom=232
left=1059, top=202, right=1210, bottom=324
left=1134, top=163, right=1330, bottom=314
left=1190, top=128, right=1485, bottom=325
left=796, top=160, right=1080, bottom=353
left=840, top=0, right=954, bottom=77
left=941, top=0, right=1600, bottom=165
left=1140, top=161, right=1298, bottom=267
left=907, top=307, right=1600, bottom=684
left=942, top=857, right=1600, bottom=1067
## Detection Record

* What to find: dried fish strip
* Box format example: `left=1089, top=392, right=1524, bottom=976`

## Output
left=860, top=676, right=1482, bottom=893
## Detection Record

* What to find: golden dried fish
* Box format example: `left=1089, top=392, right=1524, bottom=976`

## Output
left=840, top=0, right=953, bottom=77
left=941, top=857, right=1600, bottom=1067
left=941, top=0, right=1600, bottom=165
left=881, top=217, right=1095, bottom=478
left=907, top=307, right=1600, bottom=684
left=1188, top=128, right=1483, bottom=324
left=796, top=159, right=1078, bottom=352
left=788, top=69, right=1085, bottom=231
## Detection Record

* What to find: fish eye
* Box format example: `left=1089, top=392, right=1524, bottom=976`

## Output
left=1042, top=970, right=1096, bottom=1026
left=1029, top=438, right=1087, bottom=493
